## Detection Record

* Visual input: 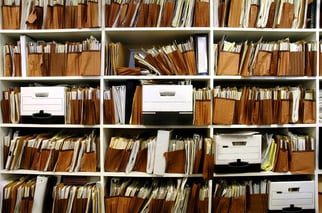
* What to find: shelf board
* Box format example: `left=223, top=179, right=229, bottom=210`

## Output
left=0, top=170, right=101, bottom=177
left=0, top=28, right=102, bottom=41
left=103, top=75, right=211, bottom=81
left=213, top=28, right=316, bottom=41
left=106, top=28, right=210, bottom=45
left=0, top=123, right=101, bottom=128
left=0, top=76, right=101, bottom=82
left=102, top=172, right=204, bottom=178
left=101, top=124, right=317, bottom=129
left=213, top=171, right=311, bottom=177
left=102, top=124, right=211, bottom=129
left=212, top=76, right=317, bottom=81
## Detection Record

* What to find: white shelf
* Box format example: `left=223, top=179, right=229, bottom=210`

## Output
left=0, top=123, right=101, bottom=128
left=0, top=1, right=321, bottom=212
left=102, top=172, right=204, bottom=178
left=0, top=170, right=101, bottom=177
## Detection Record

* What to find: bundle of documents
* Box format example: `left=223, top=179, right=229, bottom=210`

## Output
left=10, top=0, right=101, bottom=29
left=105, top=0, right=210, bottom=28
left=319, top=41, right=322, bottom=76
left=104, top=82, right=141, bottom=125
left=261, top=131, right=315, bottom=174
left=3, top=41, right=21, bottom=77
left=66, top=86, right=100, bottom=125
left=106, top=35, right=207, bottom=76
left=319, top=89, right=322, bottom=122
left=51, top=181, right=102, bottom=213
left=105, top=177, right=209, bottom=213
left=23, top=35, right=101, bottom=77
left=103, top=85, right=127, bottom=124
left=212, top=85, right=316, bottom=125
left=1, top=87, right=20, bottom=124
left=213, top=179, right=247, bottom=213
left=212, top=86, right=242, bottom=125
left=0, top=176, right=56, bottom=213
left=214, top=36, right=317, bottom=76
left=245, top=179, right=268, bottom=213
left=1, top=0, right=21, bottom=29
left=215, top=0, right=316, bottom=28
left=104, top=130, right=214, bottom=179
left=3, top=129, right=98, bottom=172
left=193, top=88, right=212, bottom=125
left=1, top=85, right=100, bottom=125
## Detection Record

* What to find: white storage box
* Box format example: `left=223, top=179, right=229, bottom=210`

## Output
left=268, top=180, right=315, bottom=211
left=214, top=132, right=262, bottom=173
left=142, top=84, right=193, bottom=125
left=20, top=86, right=66, bottom=124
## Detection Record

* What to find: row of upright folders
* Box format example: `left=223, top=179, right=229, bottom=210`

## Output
left=1, top=0, right=210, bottom=29
left=1, top=129, right=315, bottom=175
left=5, top=35, right=322, bottom=78
left=214, top=0, right=317, bottom=28
left=1, top=0, right=318, bottom=29
left=1, top=175, right=315, bottom=212
left=0, top=84, right=316, bottom=126
left=1, top=176, right=103, bottom=213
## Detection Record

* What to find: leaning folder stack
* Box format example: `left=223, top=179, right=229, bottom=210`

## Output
left=23, top=36, right=101, bottom=77
left=212, top=85, right=316, bottom=125
left=216, top=0, right=316, bottom=28
left=104, top=131, right=214, bottom=179
left=106, top=35, right=207, bottom=76
left=214, top=36, right=317, bottom=76
left=1, top=0, right=101, bottom=30
left=105, top=0, right=210, bottom=28
left=105, top=177, right=209, bottom=213
left=261, top=131, right=315, bottom=174
left=3, top=130, right=98, bottom=172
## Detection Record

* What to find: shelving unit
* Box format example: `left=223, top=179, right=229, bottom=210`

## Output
left=0, top=0, right=322, bottom=212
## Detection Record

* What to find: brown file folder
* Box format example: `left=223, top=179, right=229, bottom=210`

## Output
left=301, top=99, right=316, bottom=124
left=253, top=50, right=272, bottom=76
left=65, top=5, right=77, bottom=28
left=194, top=100, right=211, bottom=125
left=247, top=194, right=268, bottom=213
left=2, top=5, right=21, bottom=29
left=1, top=91, right=11, bottom=123
left=164, top=149, right=186, bottom=173
left=248, top=4, right=259, bottom=28
left=277, top=51, right=290, bottom=76
left=260, top=99, right=273, bottom=125
left=229, top=196, right=246, bottom=213
left=79, top=50, right=101, bottom=76
left=133, top=148, right=147, bottom=172
left=227, top=0, right=243, bottom=27
left=276, top=2, right=295, bottom=28
left=26, top=6, right=43, bottom=29
left=160, top=1, right=175, bottom=27
left=80, top=151, right=97, bottom=172
left=76, top=3, right=86, bottom=28
left=27, top=53, right=46, bottom=76
left=49, top=50, right=66, bottom=76
left=53, top=4, right=64, bottom=29
left=86, top=1, right=99, bottom=28
left=54, top=149, right=74, bottom=172
left=217, top=51, right=240, bottom=75
left=193, top=1, right=210, bottom=27
left=146, top=2, right=160, bottom=27
left=305, top=49, right=316, bottom=76
left=289, top=151, right=315, bottom=174
left=273, top=137, right=289, bottom=173
left=265, top=2, right=276, bottom=28
left=213, top=98, right=235, bottom=124
left=66, top=52, right=80, bottom=76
